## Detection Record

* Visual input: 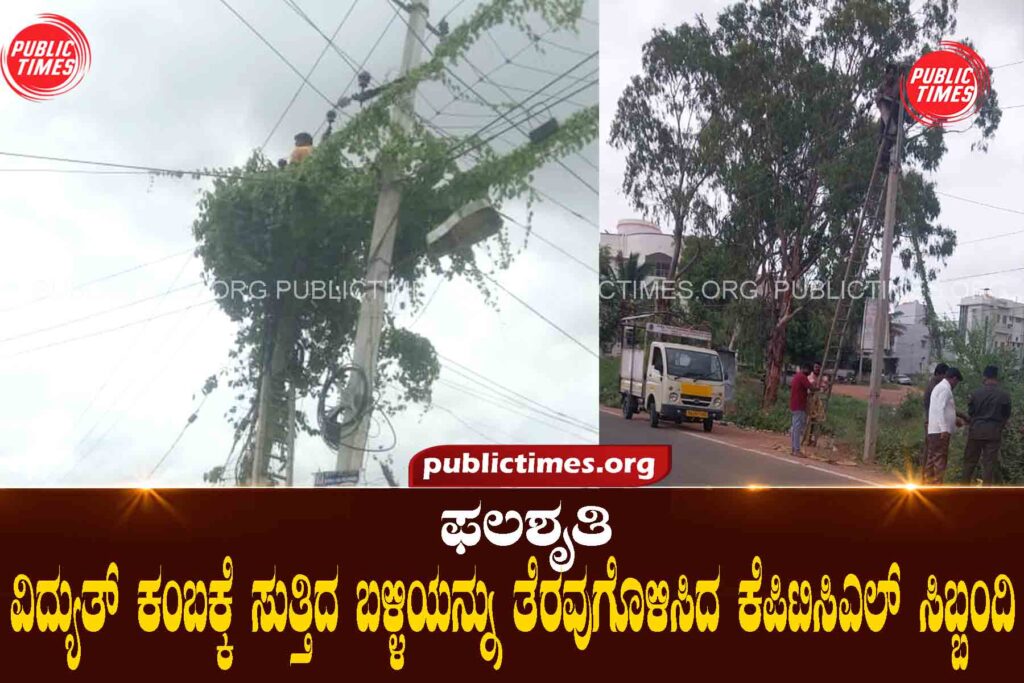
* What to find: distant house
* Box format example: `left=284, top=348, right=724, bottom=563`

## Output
left=959, top=291, right=1024, bottom=352
left=889, top=301, right=931, bottom=375
left=599, top=218, right=674, bottom=279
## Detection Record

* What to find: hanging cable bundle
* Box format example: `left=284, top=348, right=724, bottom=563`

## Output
left=317, top=364, right=371, bottom=450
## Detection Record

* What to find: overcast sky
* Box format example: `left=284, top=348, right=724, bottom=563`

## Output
left=0, top=0, right=598, bottom=487
left=600, top=0, right=1024, bottom=320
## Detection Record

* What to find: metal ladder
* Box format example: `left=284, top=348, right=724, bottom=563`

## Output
left=235, top=380, right=296, bottom=486
left=806, top=129, right=894, bottom=446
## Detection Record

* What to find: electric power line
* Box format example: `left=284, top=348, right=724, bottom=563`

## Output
left=282, top=0, right=362, bottom=72
left=0, top=282, right=200, bottom=344
left=959, top=228, right=1024, bottom=245
left=441, top=360, right=597, bottom=432
left=0, top=299, right=215, bottom=360
left=437, top=352, right=598, bottom=433
left=58, top=295, right=218, bottom=483
left=431, top=402, right=505, bottom=442
left=216, top=0, right=339, bottom=109
left=0, top=246, right=193, bottom=313
left=0, top=168, right=152, bottom=174
left=408, top=278, right=444, bottom=328
left=937, top=266, right=1024, bottom=283
left=0, top=150, right=277, bottom=182
left=260, top=0, right=362, bottom=150
left=387, top=2, right=598, bottom=195
left=474, top=266, right=597, bottom=358
left=314, top=12, right=401, bottom=137
left=147, top=390, right=214, bottom=480
left=936, top=190, right=1024, bottom=216
left=438, top=370, right=596, bottom=436
left=435, top=378, right=595, bottom=440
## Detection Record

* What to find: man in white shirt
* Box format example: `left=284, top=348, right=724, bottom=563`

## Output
left=924, top=367, right=964, bottom=484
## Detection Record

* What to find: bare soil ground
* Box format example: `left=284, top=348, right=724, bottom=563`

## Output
left=830, top=383, right=916, bottom=406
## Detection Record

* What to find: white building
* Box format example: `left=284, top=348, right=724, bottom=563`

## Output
left=599, top=218, right=674, bottom=278
left=959, top=291, right=1024, bottom=352
left=889, top=300, right=932, bottom=375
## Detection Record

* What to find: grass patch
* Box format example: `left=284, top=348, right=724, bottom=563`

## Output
left=729, top=378, right=932, bottom=473
left=600, top=356, right=621, bottom=408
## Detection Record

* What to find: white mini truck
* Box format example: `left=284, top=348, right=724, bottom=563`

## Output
left=619, top=316, right=726, bottom=432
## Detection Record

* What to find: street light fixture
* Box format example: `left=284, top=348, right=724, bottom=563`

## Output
left=426, top=199, right=503, bottom=257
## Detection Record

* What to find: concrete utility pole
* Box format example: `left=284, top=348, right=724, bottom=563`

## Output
left=863, top=107, right=904, bottom=463
left=336, top=0, right=430, bottom=479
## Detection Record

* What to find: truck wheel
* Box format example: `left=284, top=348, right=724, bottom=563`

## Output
left=703, top=418, right=714, bottom=433
left=648, top=399, right=659, bottom=428
left=622, top=395, right=634, bottom=420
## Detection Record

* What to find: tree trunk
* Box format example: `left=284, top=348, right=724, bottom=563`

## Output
left=762, top=323, right=787, bottom=408
left=667, top=212, right=685, bottom=283
left=762, top=284, right=795, bottom=408
left=728, top=321, right=741, bottom=352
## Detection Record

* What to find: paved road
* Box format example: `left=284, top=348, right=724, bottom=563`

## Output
left=600, top=410, right=885, bottom=486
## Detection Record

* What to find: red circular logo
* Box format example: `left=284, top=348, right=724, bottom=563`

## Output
left=900, top=41, right=989, bottom=128
left=1, top=14, right=91, bottom=101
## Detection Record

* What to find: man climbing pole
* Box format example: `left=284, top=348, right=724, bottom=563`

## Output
left=875, top=63, right=900, bottom=168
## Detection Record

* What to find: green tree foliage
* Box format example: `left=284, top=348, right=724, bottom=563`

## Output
left=946, top=320, right=1023, bottom=483
left=610, top=0, right=1001, bottom=409
left=598, top=246, right=655, bottom=351
left=191, top=0, right=597, bottom=437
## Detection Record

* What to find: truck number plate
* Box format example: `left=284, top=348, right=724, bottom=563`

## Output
left=685, top=410, right=708, bottom=419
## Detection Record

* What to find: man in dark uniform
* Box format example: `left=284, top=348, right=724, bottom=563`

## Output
left=875, top=63, right=900, bottom=168
left=920, top=363, right=948, bottom=465
left=961, top=365, right=1013, bottom=485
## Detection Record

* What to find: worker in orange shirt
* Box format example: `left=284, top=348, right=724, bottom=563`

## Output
left=289, top=132, right=314, bottom=164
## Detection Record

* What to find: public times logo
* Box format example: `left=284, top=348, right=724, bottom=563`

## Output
left=1, top=14, right=91, bottom=101
left=900, top=41, right=990, bottom=128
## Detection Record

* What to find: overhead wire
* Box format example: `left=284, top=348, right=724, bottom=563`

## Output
left=386, top=1, right=598, bottom=194
left=216, top=0, right=339, bottom=108
left=472, top=266, right=597, bottom=358
left=147, top=388, right=215, bottom=480
left=435, top=378, right=595, bottom=440
left=260, top=1, right=362, bottom=150
left=0, top=299, right=215, bottom=360
left=431, top=402, right=505, bottom=442
left=0, top=247, right=193, bottom=313
left=437, top=352, right=598, bottom=433
left=56, top=297, right=218, bottom=483
left=0, top=282, right=201, bottom=344
left=437, top=372, right=596, bottom=437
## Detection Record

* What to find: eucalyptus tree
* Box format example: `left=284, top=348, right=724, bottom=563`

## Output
left=614, top=0, right=1001, bottom=407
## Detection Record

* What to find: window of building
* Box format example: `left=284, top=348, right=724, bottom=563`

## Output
left=645, top=252, right=672, bottom=279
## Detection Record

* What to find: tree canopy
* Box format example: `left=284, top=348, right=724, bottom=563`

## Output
left=610, top=0, right=1002, bottom=406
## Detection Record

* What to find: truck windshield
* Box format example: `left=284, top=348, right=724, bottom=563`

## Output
left=665, top=348, right=723, bottom=381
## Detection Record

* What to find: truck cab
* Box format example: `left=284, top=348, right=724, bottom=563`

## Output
left=619, top=319, right=727, bottom=432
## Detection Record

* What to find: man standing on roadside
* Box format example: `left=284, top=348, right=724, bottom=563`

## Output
left=962, top=365, right=1013, bottom=485
left=925, top=366, right=963, bottom=484
left=790, top=362, right=815, bottom=458
left=920, top=362, right=948, bottom=464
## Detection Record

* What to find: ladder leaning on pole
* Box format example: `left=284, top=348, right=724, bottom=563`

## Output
left=806, top=124, right=899, bottom=447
